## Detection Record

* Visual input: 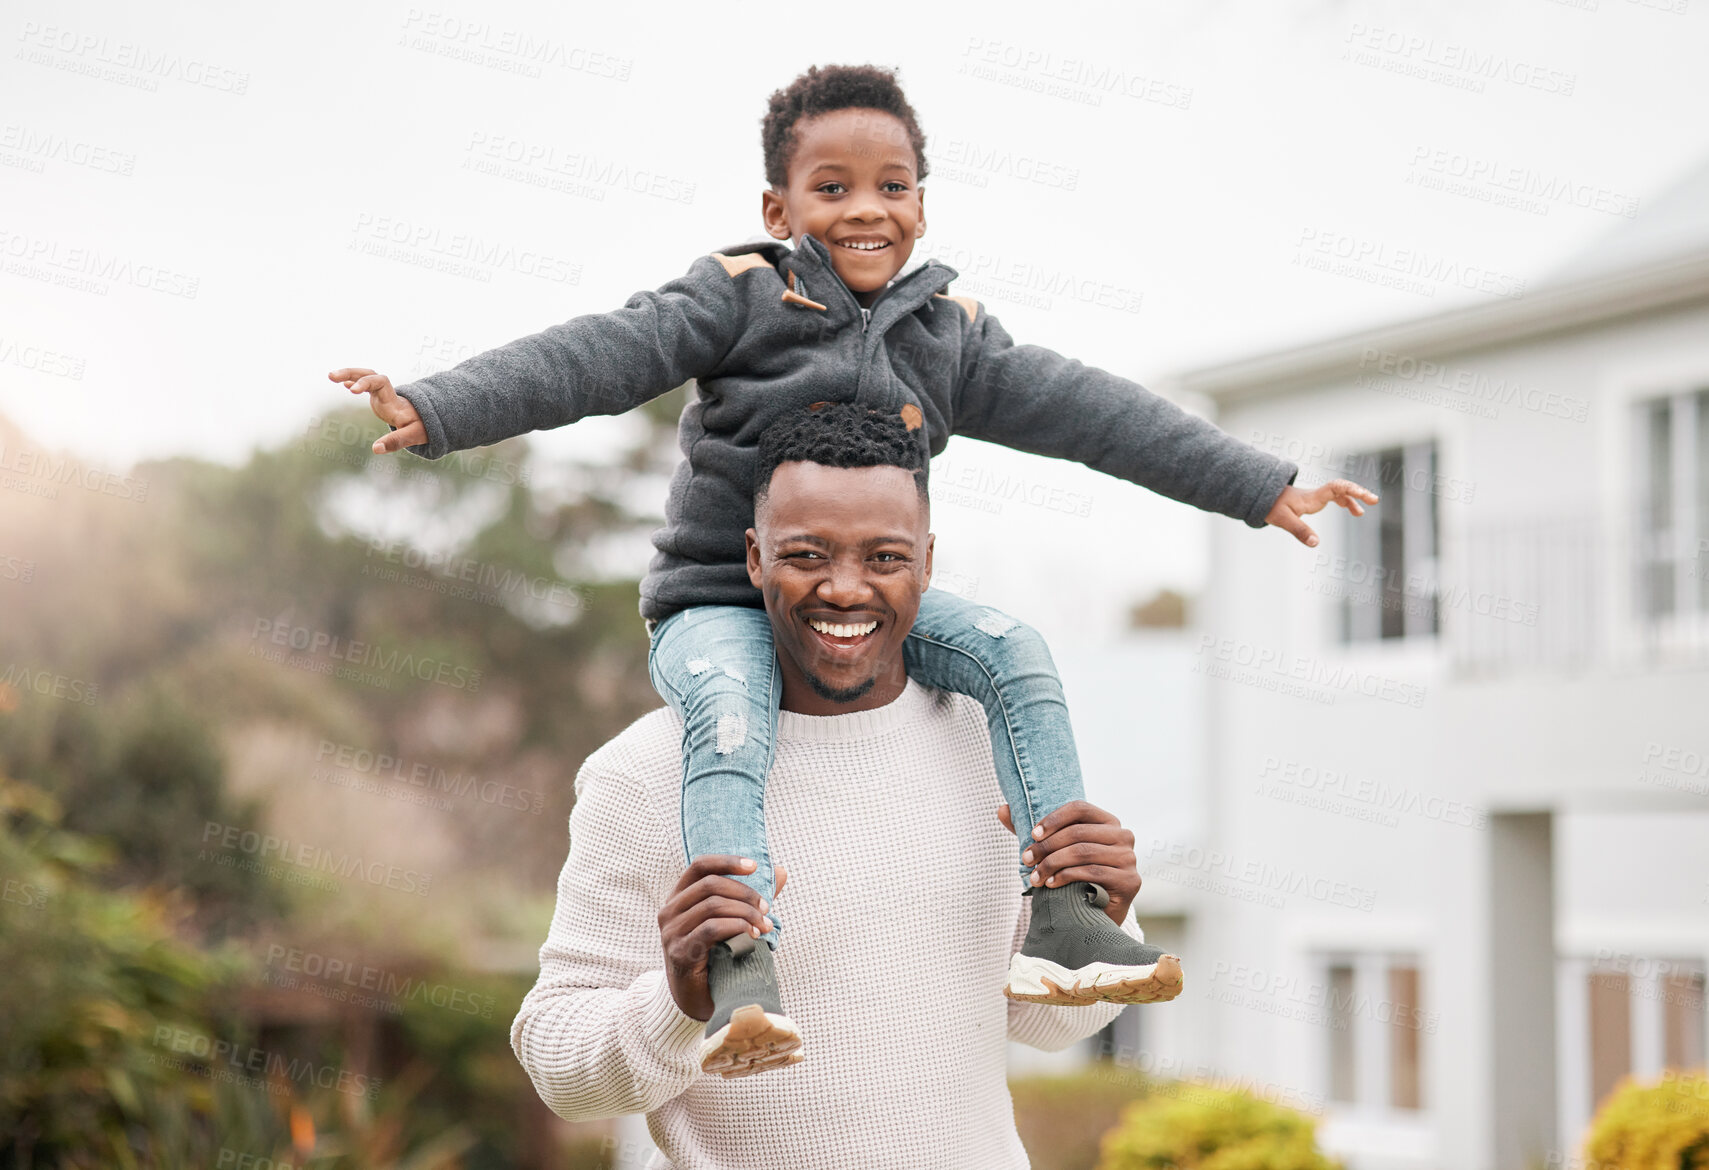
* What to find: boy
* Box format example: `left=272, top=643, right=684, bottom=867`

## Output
left=331, top=63, right=1376, bottom=1079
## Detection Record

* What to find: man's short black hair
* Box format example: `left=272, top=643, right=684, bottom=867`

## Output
left=761, top=64, right=930, bottom=189
left=754, top=402, right=929, bottom=507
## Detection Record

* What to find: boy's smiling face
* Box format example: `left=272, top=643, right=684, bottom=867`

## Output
left=761, top=107, right=926, bottom=308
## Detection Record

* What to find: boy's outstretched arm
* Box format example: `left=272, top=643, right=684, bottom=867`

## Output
left=333, top=253, right=750, bottom=461
left=950, top=306, right=1373, bottom=541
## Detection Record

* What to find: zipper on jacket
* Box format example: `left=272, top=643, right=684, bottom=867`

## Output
left=860, top=306, right=870, bottom=332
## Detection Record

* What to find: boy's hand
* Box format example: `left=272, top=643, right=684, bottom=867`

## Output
left=1265, top=480, right=1378, bottom=548
left=657, top=855, right=787, bottom=1021
left=998, top=801, right=1137, bottom=927
left=328, top=368, right=427, bottom=454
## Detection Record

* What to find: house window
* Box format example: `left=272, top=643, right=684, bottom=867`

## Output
left=1335, top=441, right=1440, bottom=643
left=1323, top=953, right=1427, bottom=1113
left=1634, top=388, right=1709, bottom=621
left=1578, top=957, right=1707, bottom=1115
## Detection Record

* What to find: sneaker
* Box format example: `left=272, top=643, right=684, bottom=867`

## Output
left=699, top=932, right=804, bottom=1078
left=1003, top=881, right=1184, bottom=1006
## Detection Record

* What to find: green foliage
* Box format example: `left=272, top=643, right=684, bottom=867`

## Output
left=0, top=679, right=286, bottom=936
left=0, top=773, right=483, bottom=1168
left=0, top=771, right=246, bottom=1163
left=1096, top=1081, right=1342, bottom=1170
left=1582, top=1070, right=1709, bottom=1170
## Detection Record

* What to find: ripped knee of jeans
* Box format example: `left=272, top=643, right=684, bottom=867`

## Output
left=714, top=711, right=748, bottom=755
left=687, top=658, right=748, bottom=688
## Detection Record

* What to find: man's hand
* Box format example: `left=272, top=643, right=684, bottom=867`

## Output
left=657, top=856, right=787, bottom=1021
left=998, top=801, right=1137, bottom=927
left=1265, top=480, right=1379, bottom=548
left=327, top=368, right=427, bottom=454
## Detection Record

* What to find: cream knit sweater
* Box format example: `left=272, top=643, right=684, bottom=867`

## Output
left=510, top=679, right=1137, bottom=1169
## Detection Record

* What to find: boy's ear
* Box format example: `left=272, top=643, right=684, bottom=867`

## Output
left=745, top=527, right=764, bottom=588
left=761, top=187, right=791, bottom=241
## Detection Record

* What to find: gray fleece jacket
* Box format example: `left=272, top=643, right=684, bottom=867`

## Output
left=393, top=231, right=1299, bottom=622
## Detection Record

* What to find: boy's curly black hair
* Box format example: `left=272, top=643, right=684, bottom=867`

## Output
left=761, top=64, right=930, bottom=188
left=754, top=401, right=929, bottom=506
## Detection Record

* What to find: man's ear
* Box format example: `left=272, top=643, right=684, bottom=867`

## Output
left=761, top=187, right=790, bottom=241
left=921, top=531, right=935, bottom=590
left=746, top=527, right=764, bottom=589
left=915, top=185, right=926, bottom=238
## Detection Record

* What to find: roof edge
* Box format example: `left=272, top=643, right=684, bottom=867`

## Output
left=1178, top=246, right=1709, bottom=404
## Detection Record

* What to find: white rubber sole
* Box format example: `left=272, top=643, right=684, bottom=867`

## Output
left=699, top=1004, right=804, bottom=1078
left=1003, top=952, right=1185, bottom=1006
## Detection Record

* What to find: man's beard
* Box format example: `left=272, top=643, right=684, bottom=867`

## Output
left=803, top=669, right=878, bottom=704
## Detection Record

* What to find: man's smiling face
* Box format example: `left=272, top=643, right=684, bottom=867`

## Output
left=761, top=107, right=926, bottom=308
left=746, top=461, right=933, bottom=715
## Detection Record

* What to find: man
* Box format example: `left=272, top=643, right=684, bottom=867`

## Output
left=510, top=404, right=1163, bottom=1169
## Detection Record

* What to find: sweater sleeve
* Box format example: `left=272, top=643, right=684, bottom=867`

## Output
left=393, top=252, right=751, bottom=460
left=509, top=762, right=706, bottom=1120
left=950, top=303, right=1298, bottom=529
left=1004, top=895, right=1134, bottom=1052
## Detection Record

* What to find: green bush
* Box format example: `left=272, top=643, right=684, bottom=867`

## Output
left=0, top=773, right=479, bottom=1169
left=1095, top=1082, right=1342, bottom=1170
left=1582, top=1070, right=1709, bottom=1170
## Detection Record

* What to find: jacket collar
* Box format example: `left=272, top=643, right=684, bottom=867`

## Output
left=720, top=234, right=960, bottom=327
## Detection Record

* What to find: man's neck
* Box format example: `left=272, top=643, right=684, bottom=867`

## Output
left=779, top=668, right=908, bottom=718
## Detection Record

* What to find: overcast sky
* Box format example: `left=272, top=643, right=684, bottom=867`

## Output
left=5, top=0, right=1706, bottom=642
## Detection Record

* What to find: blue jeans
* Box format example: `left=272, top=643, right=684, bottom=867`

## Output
left=646, top=588, right=1084, bottom=949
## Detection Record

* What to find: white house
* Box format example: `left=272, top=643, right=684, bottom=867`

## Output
left=1137, top=155, right=1709, bottom=1170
